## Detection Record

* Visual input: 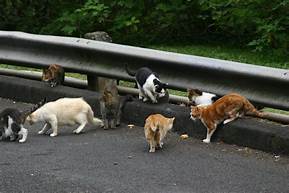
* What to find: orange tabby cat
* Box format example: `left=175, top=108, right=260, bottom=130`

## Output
left=190, top=93, right=263, bottom=143
left=144, top=114, right=175, bottom=153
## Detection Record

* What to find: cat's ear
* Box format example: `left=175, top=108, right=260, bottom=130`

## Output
left=189, top=89, right=202, bottom=96
left=42, top=97, right=47, bottom=104
left=163, top=83, right=169, bottom=89
left=171, top=117, right=175, bottom=122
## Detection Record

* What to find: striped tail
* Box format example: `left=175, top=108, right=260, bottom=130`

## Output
left=244, top=100, right=264, bottom=118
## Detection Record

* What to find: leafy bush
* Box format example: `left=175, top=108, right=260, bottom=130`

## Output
left=199, top=0, right=289, bottom=53
left=1, top=0, right=289, bottom=53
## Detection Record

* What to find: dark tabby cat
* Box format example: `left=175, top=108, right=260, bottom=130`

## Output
left=0, top=99, right=46, bottom=143
left=99, top=79, right=132, bottom=129
left=42, top=64, right=65, bottom=87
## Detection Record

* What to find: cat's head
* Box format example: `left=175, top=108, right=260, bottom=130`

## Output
left=153, top=79, right=168, bottom=97
left=167, top=117, right=175, bottom=129
left=26, top=113, right=37, bottom=125
left=42, top=64, right=62, bottom=82
left=187, top=89, right=203, bottom=105
left=42, top=68, right=52, bottom=82
left=190, top=106, right=202, bottom=120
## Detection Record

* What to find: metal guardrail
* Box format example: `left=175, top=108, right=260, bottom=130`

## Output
left=1, top=68, right=289, bottom=124
left=0, top=31, right=288, bottom=110
left=0, top=68, right=189, bottom=104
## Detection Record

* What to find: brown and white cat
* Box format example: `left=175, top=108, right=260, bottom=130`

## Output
left=26, top=98, right=103, bottom=137
left=42, top=64, right=65, bottom=87
left=144, top=114, right=175, bottom=153
left=190, top=93, right=263, bottom=143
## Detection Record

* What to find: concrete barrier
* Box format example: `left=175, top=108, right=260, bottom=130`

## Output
left=0, top=75, right=288, bottom=155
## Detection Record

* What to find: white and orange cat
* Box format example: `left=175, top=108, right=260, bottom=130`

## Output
left=144, top=114, right=175, bottom=153
left=190, top=93, right=263, bottom=143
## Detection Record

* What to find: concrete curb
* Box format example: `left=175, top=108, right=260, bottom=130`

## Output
left=1, top=75, right=289, bottom=155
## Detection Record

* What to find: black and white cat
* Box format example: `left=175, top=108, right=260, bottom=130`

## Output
left=126, top=66, right=168, bottom=103
left=0, top=108, right=28, bottom=143
left=0, top=99, right=46, bottom=143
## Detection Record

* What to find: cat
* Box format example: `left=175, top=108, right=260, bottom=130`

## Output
left=144, top=114, right=175, bottom=153
left=84, top=31, right=112, bottom=42
left=0, top=99, right=46, bottom=143
left=190, top=93, right=264, bottom=143
left=125, top=65, right=168, bottom=103
left=26, top=97, right=103, bottom=137
left=187, top=88, right=219, bottom=106
left=42, top=64, right=65, bottom=87
left=99, top=79, right=133, bottom=129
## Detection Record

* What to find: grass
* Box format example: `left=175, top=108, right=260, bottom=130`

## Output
left=264, top=108, right=289, bottom=115
left=146, top=43, right=289, bottom=69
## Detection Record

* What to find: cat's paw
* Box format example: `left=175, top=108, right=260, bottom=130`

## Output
left=50, top=133, right=58, bottom=137
left=159, top=142, right=164, bottom=148
left=38, top=130, right=45, bottom=135
left=149, top=148, right=155, bottom=153
left=73, top=130, right=83, bottom=134
left=10, top=136, right=16, bottom=141
left=202, top=139, right=211, bottom=143
left=19, top=138, right=26, bottom=143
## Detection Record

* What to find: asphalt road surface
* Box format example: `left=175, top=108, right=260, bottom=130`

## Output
left=0, top=98, right=289, bottom=193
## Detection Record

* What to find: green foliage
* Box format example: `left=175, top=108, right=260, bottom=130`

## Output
left=1, top=0, right=289, bottom=54
left=41, top=0, right=110, bottom=36
left=0, top=0, right=80, bottom=33
left=199, top=0, right=289, bottom=53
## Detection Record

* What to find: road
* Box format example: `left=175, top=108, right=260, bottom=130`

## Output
left=0, top=98, right=289, bottom=193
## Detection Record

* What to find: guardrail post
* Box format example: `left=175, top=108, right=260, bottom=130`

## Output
left=87, top=75, right=99, bottom=91
left=84, top=31, right=113, bottom=91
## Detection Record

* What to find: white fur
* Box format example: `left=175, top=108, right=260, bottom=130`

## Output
left=192, top=92, right=216, bottom=106
left=18, top=127, right=28, bottom=143
left=139, top=74, right=165, bottom=103
left=4, top=116, right=14, bottom=137
left=202, top=125, right=217, bottom=143
left=27, top=98, right=103, bottom=137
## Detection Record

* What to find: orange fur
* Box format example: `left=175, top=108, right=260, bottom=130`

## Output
left=144, top=114, right=175, bottom=153
left=190, top=93, right=263, bottom=143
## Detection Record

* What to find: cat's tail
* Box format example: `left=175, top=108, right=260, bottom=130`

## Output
left=120, top=95, right=134, bottom=111
left=125, top=64, right=136, bottom=77
left=244, top=100, right=264, bottom=118
left=87, top=108, right=104, bottom=126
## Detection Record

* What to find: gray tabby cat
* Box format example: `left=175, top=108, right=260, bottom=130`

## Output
left=99, top=79, right=132, bottom=129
